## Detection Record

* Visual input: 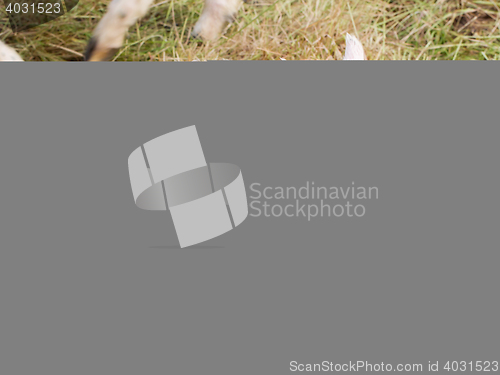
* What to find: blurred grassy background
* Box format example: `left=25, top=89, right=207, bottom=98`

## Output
left=1, top=0, right=499, bottom=61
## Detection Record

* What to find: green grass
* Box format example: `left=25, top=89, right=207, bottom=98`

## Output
left=1, top=0, right=499, bottom=60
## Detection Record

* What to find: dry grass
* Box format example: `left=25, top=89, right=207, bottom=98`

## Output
left=1, top=0, right=499, bottom=61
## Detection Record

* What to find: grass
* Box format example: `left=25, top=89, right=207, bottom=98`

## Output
left=1, top=0, right=499, bottom=60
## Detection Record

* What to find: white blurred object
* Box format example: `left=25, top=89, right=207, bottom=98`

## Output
left=343, top=33, right=366, bottom=60
left=0, top=41, right=23, bottom=61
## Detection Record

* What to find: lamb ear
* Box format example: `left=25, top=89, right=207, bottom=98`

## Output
left=343, top=33, right=366, bottom=60
left=0, top=41, right=23, bottom=61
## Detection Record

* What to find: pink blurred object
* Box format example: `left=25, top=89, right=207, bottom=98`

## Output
left=343, top=33, right=366, bottom=60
